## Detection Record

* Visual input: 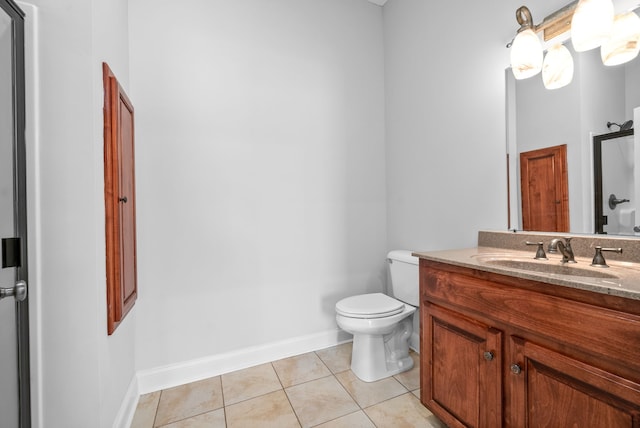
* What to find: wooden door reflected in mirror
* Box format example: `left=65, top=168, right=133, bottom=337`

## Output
left=520, top=144, right=569, bottom=232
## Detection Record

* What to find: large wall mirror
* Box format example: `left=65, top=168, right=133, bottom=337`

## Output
left=506, top=11, right=640, bottom=236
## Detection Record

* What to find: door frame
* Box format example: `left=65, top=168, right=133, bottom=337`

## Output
left=1, top=0, right=31, bottom=426
left=593, top=129, right=635, bottom=234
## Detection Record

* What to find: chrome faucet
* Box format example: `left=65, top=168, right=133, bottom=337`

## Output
left=548, top=237, right=576, bottom=263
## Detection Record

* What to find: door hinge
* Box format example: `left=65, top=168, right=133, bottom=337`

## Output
left=2, top=238, right=21, bottom=268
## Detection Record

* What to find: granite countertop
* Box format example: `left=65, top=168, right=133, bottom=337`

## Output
left=412, top=246, right=640, bottom=301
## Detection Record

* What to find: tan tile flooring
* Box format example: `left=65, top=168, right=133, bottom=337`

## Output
left=130, top=343, right=445, bottom=428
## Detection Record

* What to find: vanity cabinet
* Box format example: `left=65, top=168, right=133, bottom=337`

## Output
left=420, top=259, right=640, bottom=428
left=423, top=304, right=502, bottom=427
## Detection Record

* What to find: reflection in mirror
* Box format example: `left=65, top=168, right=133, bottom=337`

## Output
left=506, top=32, right=640, bottom=235
left=519, top=144, right=569, bottom=232
left=594, top=129, right=635, bottom=234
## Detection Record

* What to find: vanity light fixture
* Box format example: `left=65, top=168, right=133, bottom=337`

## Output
left=509, top=1, right=640, bottom=89
left=542, top=44, right=574, bottom=88
left=571, top=0, right=614, bottom=52
left=510, top=6, right=544, bottom=79
left=601, top=10, right=640, bottom=65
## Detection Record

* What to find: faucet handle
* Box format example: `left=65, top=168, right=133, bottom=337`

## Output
left=525, top=241, right=548, bottom=260
left=590, top=246, right=623, bottom=268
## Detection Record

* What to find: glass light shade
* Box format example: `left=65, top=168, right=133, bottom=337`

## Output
left=571, top=0, right=614, bottom=52
left=601, top=11, right=640, bottom=66
left=542, top=44, right=574, bottom=89
left=510, top=29, right=543, bottom=79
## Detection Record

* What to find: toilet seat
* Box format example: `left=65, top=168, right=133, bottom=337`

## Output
left=336, top=293, right=405, bottom=319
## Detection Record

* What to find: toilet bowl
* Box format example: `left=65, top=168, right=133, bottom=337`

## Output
left=335, top=251, right=419, bottom=382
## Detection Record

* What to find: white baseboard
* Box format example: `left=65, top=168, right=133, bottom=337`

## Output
left=116, top=327, right=417, bottom=425
left=137, top=328, right=352, bottom=395
left=113, top=376, right=140, bottom=428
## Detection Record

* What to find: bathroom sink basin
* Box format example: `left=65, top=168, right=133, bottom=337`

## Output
left=481, top=259, right=618, bottom=279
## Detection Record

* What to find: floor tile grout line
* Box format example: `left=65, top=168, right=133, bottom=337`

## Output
left=152, top=378, right=226, bottom=427
left=362, top=389, right=414, bottom=409
left=308, top=408, right=378, bottom=428
left=332, top=372, right=363, bottom=411
left=333, top=370, right=410, bottom=410
left=222, top=385, right=285, bottom=408
left=284, top=372, right=334, bottom=390
left=212, top=368, right=339, bottom=414
left=281, top=388, right=304, bottom=428
left=330, top=371, right=367, bottom=423
left=322, top=372, right=382, bottom=428
left=220, top=376, right=228, bottom=428
left=152, top=390, right=161, bottom=428
left=270, top=361, right=304, bottom=428
left=269, top=361, right=286, bottom=391
left=272, top=351, right=333, bottom=389
left=154, top=405, right=226, bottom=427
left=313, top=350, right=333, bottom=374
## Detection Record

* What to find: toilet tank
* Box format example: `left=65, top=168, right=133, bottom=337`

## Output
left=387, top=250, right=419, bottom=307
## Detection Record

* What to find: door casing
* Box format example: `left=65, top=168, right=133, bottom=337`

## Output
left=0, top=0, right=30, bottom=426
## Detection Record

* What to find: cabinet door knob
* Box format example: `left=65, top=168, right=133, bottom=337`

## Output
left=118, top=196, right=128, bottom=203
left=483, top=351, right=494, bottom=361
left=510, top=364, right=522, bottom=375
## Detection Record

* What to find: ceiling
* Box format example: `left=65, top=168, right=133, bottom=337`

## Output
left=367, top=0, right=388, bottom=6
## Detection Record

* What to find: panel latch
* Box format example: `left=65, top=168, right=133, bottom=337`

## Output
left=2, top=238, right=21, bottom=268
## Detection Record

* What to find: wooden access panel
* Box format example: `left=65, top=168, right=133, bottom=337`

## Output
left=520, top=144, right=569, bottom=232
left=103, top=62, right=137, bottom=335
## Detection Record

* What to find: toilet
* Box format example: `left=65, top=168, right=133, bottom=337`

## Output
left=335, top=250, right=419, bottom=382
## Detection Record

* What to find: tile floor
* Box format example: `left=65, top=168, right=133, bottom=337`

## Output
left=130, top=343, right=445, bottom=428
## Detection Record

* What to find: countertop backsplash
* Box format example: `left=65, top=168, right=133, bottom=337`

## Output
left=478, top=230, right=640, bottom=264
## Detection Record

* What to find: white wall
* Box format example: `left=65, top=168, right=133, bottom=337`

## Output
left=129, top=0, right=387, bottom=373
left=22, top=0, right=135, bottom=427
left=383, top=0, right=518, bottom=251
left=625, top=59, right=640, bottom=115
left=92, top=2, right=138, bottom=426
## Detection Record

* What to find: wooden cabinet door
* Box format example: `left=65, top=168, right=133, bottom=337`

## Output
left=509, top=337, right=640, bottom=427
left=422, top=303, right=502, bottom=428
left=103, top=62, right=137, bottom=335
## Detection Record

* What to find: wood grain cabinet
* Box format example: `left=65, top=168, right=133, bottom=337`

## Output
left=423, top=304, right=502, bottom=427
left=103, top=62, right=137, bottom=335
left=420, top=259, right=640, bottom=427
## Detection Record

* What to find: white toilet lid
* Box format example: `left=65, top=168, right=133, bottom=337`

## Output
left=336, top=293, right=405, bottom=319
